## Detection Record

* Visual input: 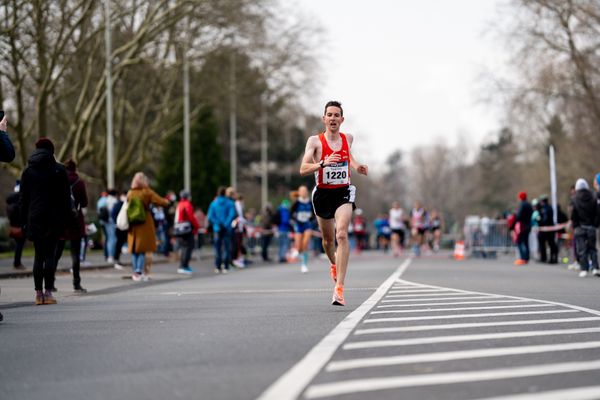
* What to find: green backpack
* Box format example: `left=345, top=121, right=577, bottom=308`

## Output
left=127, top=197, right=146, bottom=225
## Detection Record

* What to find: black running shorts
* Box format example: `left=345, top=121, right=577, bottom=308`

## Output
left=312, top=185, right=356, bottom=220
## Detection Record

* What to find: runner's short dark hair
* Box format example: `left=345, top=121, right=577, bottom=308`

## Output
left=324, top=101, right=343, bottom=116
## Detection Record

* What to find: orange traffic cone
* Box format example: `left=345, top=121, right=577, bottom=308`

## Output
left=453, top=240, right=465, bottom=260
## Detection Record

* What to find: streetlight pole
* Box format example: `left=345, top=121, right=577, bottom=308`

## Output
left=104, top=0, right=114, bottom=189
left=260, top=95, right=268, bottom=209
left=183, top=45, right=191, bottom=193
left=229, top=42, right=237, bottom=189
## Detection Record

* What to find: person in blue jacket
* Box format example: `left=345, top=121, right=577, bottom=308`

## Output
left=207, top=186, right=237, bottom=273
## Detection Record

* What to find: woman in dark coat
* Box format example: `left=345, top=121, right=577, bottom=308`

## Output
left=20, top=138, right=71, bottom=305
left=55, top=160, right=89, bottom=293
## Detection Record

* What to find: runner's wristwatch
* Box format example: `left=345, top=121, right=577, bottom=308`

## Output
left=319, top=160, right=325, bottom=168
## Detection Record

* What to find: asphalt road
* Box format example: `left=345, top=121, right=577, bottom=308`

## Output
left=1, top=251, right=600, bottom=400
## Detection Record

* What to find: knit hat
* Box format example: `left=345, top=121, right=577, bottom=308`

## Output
left=35, top=137, right=54, bottom=153
left=575, top=178, right=589, bottom=191
left=518, top=191, right=527, bottom=201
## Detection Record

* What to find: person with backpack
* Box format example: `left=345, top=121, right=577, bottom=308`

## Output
left=127, top=172, right=169, bottom=281
left=54, top=160, right=88, bottom=293
left=174, top=190, right=200, bottom=274
left=20, top=138, right=71, bottom=305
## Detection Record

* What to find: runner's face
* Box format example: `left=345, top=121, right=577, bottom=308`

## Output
left=322, top=106, right=344, bottom=132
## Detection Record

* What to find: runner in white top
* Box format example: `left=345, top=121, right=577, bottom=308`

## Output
left=389, top=201, right=406, bottom=257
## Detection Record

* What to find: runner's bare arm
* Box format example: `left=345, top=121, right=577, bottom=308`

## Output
left=300, top=136, right=340, bottom=176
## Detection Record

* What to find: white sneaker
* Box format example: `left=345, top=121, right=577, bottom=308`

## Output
left=301, top=265, right=309, bottom=274
left=132, top=273, right=142, bottom=282
left=579, top=271, right=588, bottom=278
left=592, top=269, right=600, bottom=276
left=114, top=263, right=125, bottom=270
left=107, top=257, right=115, bottom=263
left=214, top=268, right=221, bottom=274
left=232, top=259, right=245, bottom=268
left=222, top=269, right=229, bottom=274
left=141, top=274, right=151, bottom=282
left=177, top=268, right=193, bottom=275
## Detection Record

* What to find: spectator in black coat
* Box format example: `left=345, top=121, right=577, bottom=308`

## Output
left=514, top=191, right=533, bottom=265
left=54, top=160, right=88, bottom=293
left=538, top=195, right=558, bottom=264
left=570, top=178, right=600, bottom=278
left=20, top=137, right=71, bottom=305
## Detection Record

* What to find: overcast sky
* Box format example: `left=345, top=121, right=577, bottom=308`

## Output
left=295, top=0, right=507, bottom=167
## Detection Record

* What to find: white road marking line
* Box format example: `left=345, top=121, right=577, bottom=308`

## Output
left=386, top=292, right=489, bottom=298
left=345, top=327, right=600, bottom=349
left=328, top=341, right=600, bottom=372
left=364, top=309, right=578, bottom=323
left=388, top=289, right=449, bottom=294
left=382, top=295, right=502, bottom=303
left=397, top=278, right=600, bottom=317
left=304, top=359, right=600, bottom=399
left=255, top=259, right=412, bottom=400
left=470, top=386, right=600, bottom=400
left=377, top=299, right=531, bottom=308
left=371, top=304, right=554, bottom=314
left=354, top=317, right=600, bottom=335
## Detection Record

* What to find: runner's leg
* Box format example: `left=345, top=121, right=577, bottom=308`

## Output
left=317, top=217, right=336, bottom=265
left=334, top=203, right=353, bottom=287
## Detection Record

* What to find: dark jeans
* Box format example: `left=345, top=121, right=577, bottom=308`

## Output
left=179, top=233, right=195, bottom=268
left=517, top=230, right=530, bottom=261
left=575, top=227, right=598, bottom=271
left=214, top=230, right=231, bottom=270
left=56, top=238, right=82, bottom=288
left=33, top=238, right=58, bottom=291
left=13, top=236, right=26, bottom=267
left=261, top=234, right=273, bottom=261
left=114, top=228, right=127, bottom=262
left=538, top=230, right=558, bottom=263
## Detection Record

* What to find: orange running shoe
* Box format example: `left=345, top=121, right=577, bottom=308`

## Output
left=329, top=264, right=337, bottom=283
left=514, top=259, right=527, bottom=266
left=332, top=285, right=345, bottom=306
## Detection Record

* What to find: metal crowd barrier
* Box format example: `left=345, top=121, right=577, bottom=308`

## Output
left=464, top=216, right=514, bottom=257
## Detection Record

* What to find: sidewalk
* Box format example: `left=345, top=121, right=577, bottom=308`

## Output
left=0, top=250, right=173, bottom=279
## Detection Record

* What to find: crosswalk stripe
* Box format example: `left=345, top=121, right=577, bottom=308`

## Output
left=470, top=386, right=600, bottom=400
left=354, top=317, right=600, bottom=335
left=386, top=292, right=488, bottom=298
left=388, top=289, right=448, bottom=294
left=328, top=340, right=600, bottom=371
left=371, top=304, right=554, bottom=314
left=382, top=295, right=501, bottom=303
left=304, top=359, right=600, bottom=399
left=377, top=299, right=532, bottom=308
left=364, top=309, right=578, bottom=323
left=345, top=327, right=600, bottom=349
left=396, top=279, right=600, bottom=318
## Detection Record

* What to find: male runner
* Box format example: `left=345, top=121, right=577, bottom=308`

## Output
left=300, top=101, right=368, bottom=306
